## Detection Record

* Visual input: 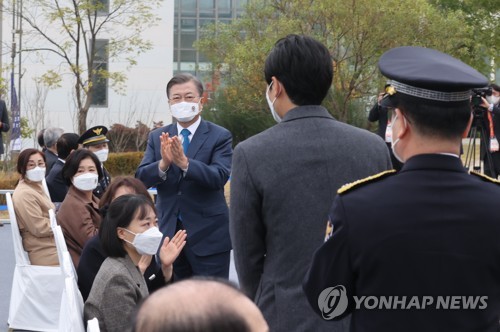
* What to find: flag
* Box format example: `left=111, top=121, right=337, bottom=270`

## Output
left=10, top=72, right=21, bottom=151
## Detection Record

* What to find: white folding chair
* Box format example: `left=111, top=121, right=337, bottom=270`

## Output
left=87, top=317, right=101, bottom=332
left=6, top=192, right=65, bottom=332
left=58, top=251, right=85, bottom=332
left=49, top=209, right=77, bottom=279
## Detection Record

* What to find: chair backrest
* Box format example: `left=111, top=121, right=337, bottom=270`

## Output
left=6, top=193, right=31, bottom=265
left=58, top=252, right=85, bottom=332
left=50, top=209, right=77, bottom=279
left=42, top=178, right=51, bottom=200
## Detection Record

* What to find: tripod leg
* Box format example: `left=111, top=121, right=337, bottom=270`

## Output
left=480, top=126, right=497, bottom=178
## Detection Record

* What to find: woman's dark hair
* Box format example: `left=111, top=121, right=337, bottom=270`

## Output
left=99, top=194, right=156, bottom=258
left=99, top=176, right=153, bottom=210
left=62, top=148, right=103, bottom=186
left=16, top=148, right=45, bottom=177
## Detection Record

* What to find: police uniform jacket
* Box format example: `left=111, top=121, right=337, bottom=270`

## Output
left=304, top=154, right=500, bottom=332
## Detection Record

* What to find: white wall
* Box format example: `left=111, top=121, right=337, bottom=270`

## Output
left=2, top=0, right=174, bottom=146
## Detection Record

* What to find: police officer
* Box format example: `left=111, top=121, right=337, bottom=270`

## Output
left=303, top=46, right=500, bottom=331
left=78, top=126, right=111, bottom=198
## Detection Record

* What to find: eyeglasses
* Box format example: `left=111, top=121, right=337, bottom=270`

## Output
left=169, top=95, right=201, bottom=104
left=27, top=161, right=46, bottom=168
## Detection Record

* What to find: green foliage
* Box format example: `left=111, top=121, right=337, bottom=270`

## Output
left=104, top=152, right=144, bottom=177
left=427, top=0, right=499, bottom=76
left=20, top=117, right=34, bottom=139
left=202, top=93, right=275, bottom=147
left=196, top=0, right=475, bottom=135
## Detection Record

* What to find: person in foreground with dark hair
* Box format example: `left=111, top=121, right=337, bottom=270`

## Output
left=84, top=194, right=186, bottom=332
left=77, top=176, right=165, bottom=301
left=133, top=278, right=269, bottom=332
left=303, top=46, right=500, bottom=331
left=229, top=34, right=391, bottom=332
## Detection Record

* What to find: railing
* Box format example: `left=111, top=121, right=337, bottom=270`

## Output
left=0, top=188, right=158, bottom=224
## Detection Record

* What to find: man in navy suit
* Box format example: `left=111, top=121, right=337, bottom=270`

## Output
left=136, top=73, right=232, bottom=279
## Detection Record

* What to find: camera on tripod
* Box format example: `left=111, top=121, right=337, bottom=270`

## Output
left=471, top=87, right=493, bottom=107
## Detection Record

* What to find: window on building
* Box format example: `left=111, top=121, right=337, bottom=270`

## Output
left=90, top=39, right=108, bottom=107
left=93, top=0, right=109, bottom=16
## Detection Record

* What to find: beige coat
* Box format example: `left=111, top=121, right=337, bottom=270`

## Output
left=57, top=185, right=101, bottom=268
left=12, top=179, right=58, bottom=266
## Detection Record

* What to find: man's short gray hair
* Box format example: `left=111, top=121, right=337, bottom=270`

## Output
left=43, top=127, right=64, bottom=148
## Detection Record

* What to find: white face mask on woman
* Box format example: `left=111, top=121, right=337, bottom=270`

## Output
left=122, top=226, right=163, bottom=255
left=72, top=172, right=99, bottom=191
left=26, top=167, right=46, bottom=182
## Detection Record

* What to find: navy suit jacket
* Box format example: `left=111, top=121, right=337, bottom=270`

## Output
left=136, top=119, right=232, bottom=256
left=46, top=159, right=68, bottom=203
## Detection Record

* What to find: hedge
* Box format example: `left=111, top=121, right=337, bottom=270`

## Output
left=0, top=152, right=145, bottom=204
left=104, top=152, right=144, bottom=177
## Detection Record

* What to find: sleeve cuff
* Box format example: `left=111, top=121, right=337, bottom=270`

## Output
left=158, top=164, right=169, bottom=180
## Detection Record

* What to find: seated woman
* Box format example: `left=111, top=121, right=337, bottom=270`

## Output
left=57, top=149, right=103, bottom=267
left=84, top=194, right=186, bottom=332
left=78, top=176, right=161, bottom=301
left=12, top=148, right=58, bottom=266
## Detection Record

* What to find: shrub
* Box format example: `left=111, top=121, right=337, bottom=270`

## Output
left=104, top=151, right=144, bottom=177
left=0, top=171, right=19, bottom=205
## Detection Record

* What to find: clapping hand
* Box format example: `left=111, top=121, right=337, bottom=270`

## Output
left=159, top=132, right=173, bottom=171
left=170, top=136, right=189, bottom=170
left=159, top=229, right=187, bottom=281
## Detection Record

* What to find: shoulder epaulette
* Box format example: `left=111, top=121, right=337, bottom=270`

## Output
left=338, top=169, right=397, bottom=194
left=469, top=170, right=500, bottom=184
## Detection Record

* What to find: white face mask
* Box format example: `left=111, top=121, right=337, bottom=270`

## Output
left=487, top=95, right=500, bottom=105
left=390, top=114, right=406, bottom=163
left=72, top=172, right=99, bottom=191
left=26, top=167, right=46, bottom=182
left=170, top=101, right=200, bottom=123
left=123, top=226, right=163, bottom=255
left=266, top=82, right=282, bottom=123
left=93, top=149, right=109, bottom=163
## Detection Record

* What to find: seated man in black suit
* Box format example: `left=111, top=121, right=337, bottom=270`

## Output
left=46, top=133, right=79, bottom=205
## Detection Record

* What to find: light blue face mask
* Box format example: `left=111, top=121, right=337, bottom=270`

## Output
left=266, top=81, right=282, bottom=123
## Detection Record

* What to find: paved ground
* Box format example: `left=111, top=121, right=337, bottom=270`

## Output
left=0, top=222, right=238, bottom=332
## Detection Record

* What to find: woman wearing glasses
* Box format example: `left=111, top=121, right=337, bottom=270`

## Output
left=12, top=148, right=58, bottom=266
